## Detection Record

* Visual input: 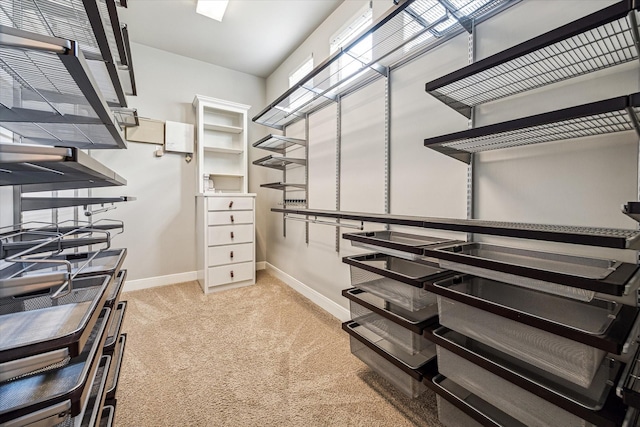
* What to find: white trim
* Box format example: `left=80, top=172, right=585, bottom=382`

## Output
left=266, top=263, right=350, bottom=322
left=256, top=261, right=266, bottom=270
left=123, top=271, right=198, bottom=292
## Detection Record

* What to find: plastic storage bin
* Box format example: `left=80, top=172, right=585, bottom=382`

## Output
left=344, top=288, right=436, bottom=355
left=437, top=346, right=596, bottom=427
left=344, top=253, right=447, bottom=311
left=437, top=395, right=483, bottom=427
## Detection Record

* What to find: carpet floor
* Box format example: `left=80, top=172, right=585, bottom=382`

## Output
left=114, top=270, right=444, bottom=426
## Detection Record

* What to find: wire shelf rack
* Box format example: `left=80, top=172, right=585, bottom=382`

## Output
left=253, top=0, right=515, bottom=130
left=252, top=155, right=306, bottom=171
left=0, top=143, right=127, bottom=190
left=261, top=182, right=307, bottom=191
left=425, top=0, right=640, bottom=117
left=0, top=0, right=135, bottom=107
left=0, top=26, right=128, bottom=149
left=422, top=93, right=640, bottom=163
left=272, top=207, right=640, bottom=249
left=252, top=134, right=307, bottom=154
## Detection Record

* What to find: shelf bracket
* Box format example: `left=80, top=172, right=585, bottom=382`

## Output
left=626, top=106, right=640, bottom=140
left=628, top=11, right=640, bottom=67
left=437, top=0, right=473, bottom=33
left=301, top=84, right=338, bottom=102
left=342, top=50, right=388, bottom=77
left=402, top=6, right=449, bottom=38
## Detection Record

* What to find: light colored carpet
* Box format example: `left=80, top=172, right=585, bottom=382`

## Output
left=114, top=270, right=444, bottom=426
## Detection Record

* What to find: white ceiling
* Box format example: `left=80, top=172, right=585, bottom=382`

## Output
left=120, top=0, right=344, bottom=78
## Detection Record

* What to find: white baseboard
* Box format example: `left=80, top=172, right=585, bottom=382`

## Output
left=123, top=271, right=198, bottom=292
left=265, top=263, right=350, bottom=322
left=256, top=261, right=266, bottom=270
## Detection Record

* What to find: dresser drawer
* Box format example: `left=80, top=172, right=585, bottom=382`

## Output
left=208, top=243, right=253, bottom=266
left=207, top=197, right=253, bottom=211
left=207, top=210, right=253, bottom=226
left=207, top=224, right=253, bottom=246
left=207, top=262, right=254, bottom=287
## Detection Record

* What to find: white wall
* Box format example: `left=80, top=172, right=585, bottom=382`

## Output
left=91, top=43, right=266, bottom=281
left=262, top=0, right=640, bottom=313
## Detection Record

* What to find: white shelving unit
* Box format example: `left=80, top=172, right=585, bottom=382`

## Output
left=193, top=95, right=250, bottom=194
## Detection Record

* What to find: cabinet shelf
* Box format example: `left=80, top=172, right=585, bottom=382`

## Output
left=252, top=155, right=306, bottom=170
left=0, top=0, right=136, bottom=107
left=253, top=0, right=513, bottom=130
left=203, top=146, right=243, bottom=154
left=208, top=172, right=245, bottom=178
left=425, top=0, right=640, bottom=117
left=423, top=93, right=640, bottom=163
left=261, top=182, right=306, bottom=191
left=203, top=123, right=243, bottom=134
left=0, top=26, right=128, bottom=150
left=0, top=144, right=127, bottom=190
left=252, top=134, right=306, bottom=154
left=272, top=207, right=640, bottom=249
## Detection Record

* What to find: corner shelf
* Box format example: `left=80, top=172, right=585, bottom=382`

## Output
left=423, top=93, right=640, bottom=163
left=0, top=26, right=128, bottom=149
left=253, top=155, right=306, bottom=171
left=252, top=134, right=306, bottom=154
left=253, top=0, right=514, bottom=130
left=1, top=0, right=137, bottom=107
left=272, top=207, right=640, bottom=249
left=0, top=144, right=127, bottom=190
left=425, top=0, right=640, bottom=117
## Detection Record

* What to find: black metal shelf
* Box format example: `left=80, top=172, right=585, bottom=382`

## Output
left=425, top=0, right=640, bottom=117
left=252, top=134, right=306, bottom=154
left=252, top=155, right=306, bottom=170
left=0, top=26, right=129, bottom=149
left=253, top=0, right=514, bottom=130
left=261, top=182, right=306, bottom=191
left=0, top=144, right=127, bottom=190
left=0, top=0, right=137, bottom=106
left=272, top=207, right=640, bottom=249
left=21, top=196, right=135, bottom=211
left=423, top=93, right=640, bottom=163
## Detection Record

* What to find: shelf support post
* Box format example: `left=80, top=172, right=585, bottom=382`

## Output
left=336, top=96, right=342, bottom=253
left=305, top=114, right=309, bottom=245
left=466, top=19, right=476, bottom=242
left=385, top=69, right=391, bottom=231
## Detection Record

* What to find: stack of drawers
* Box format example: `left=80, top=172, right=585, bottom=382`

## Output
left=341, top=229, right=640, bottom=427
left=197, top=195, right=256, bottom=293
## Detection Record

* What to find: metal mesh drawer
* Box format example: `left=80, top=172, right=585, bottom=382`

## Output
left=437, top=346, right=596, bottom=427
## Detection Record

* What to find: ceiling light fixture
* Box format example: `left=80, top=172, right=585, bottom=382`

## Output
left=196, top=0, right=229, bottom=22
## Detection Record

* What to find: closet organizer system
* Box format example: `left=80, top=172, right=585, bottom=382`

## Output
left=0, top=0, right=137, bottom=426
left=258, top=1, right=640, bottom=426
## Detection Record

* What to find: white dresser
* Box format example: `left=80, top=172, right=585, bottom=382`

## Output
left=196, top=194, right=256, bottom=293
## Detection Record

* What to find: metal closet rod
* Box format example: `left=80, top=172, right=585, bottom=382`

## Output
left=284, top=214, right=364, bottom=230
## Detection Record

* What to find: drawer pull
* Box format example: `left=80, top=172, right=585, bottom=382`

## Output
left=230, top=251, right=234, bottom=259
left=229, top=201, right=234, bottom=208
left=230, top=215, right=234, bottom=223
left=230, top=231, right=234, bottom=239
left=230, top=270, right=234, bottom=278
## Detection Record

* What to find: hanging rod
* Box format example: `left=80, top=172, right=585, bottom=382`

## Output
left=284, top=214, right=364, bottom=230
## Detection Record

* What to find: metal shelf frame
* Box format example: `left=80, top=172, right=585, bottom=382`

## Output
left=21, top=196, right=135, bottom=211
left=425, top=0, right=640, bottom=117
left=253, top=0, right=515, bottom=130
left=423, top=93, right=640, bottom=163
left=260, top=182, right=307, bottom=191
left=272, top=207, right=640, bottom=249
left=0, top=25, right=129, bottom=149
left=0, top=144, right=127, bottom=190
left=0, top=0, right=137, bottom=106
left=252, top=155, right=306, bottom=171
left=251, top=134, right=307, bottom=154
